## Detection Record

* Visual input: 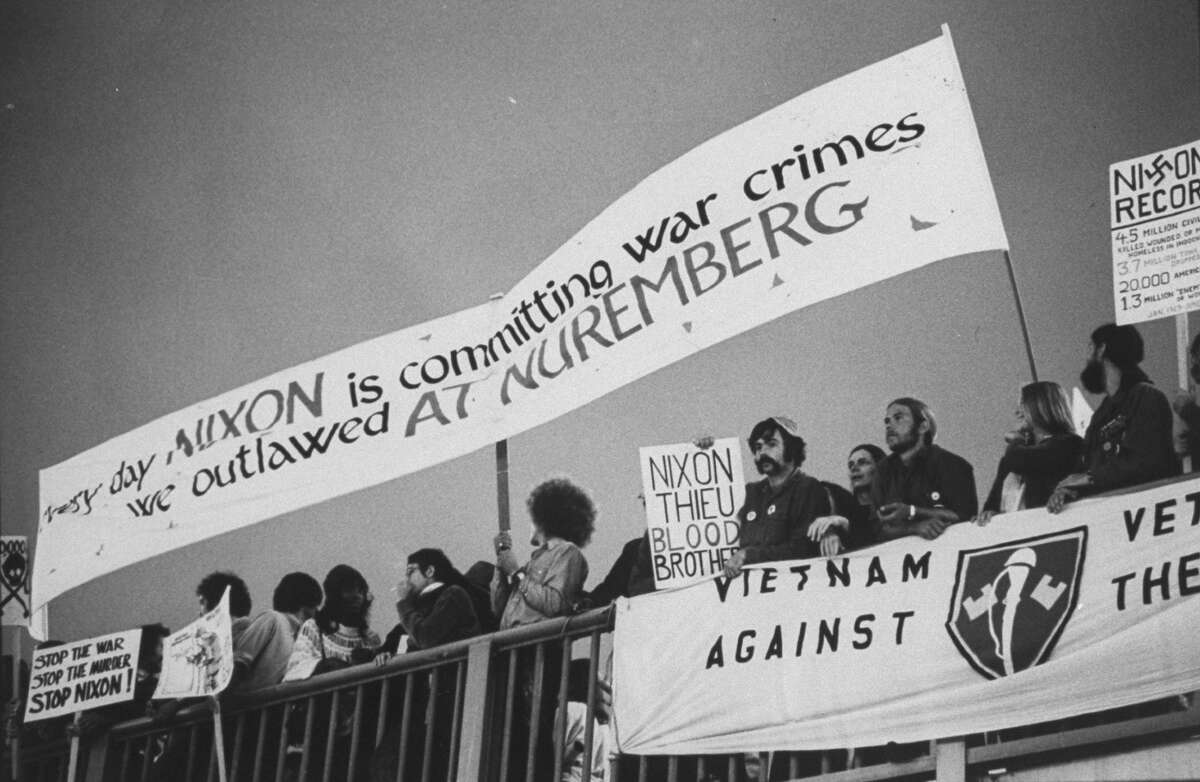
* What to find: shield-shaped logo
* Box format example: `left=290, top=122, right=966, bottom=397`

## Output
left=946, top=527, right=1087, bottom=680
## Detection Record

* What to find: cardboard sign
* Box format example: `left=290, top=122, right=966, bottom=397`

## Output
left=154, top=589, right=233, bottom=699
left=34, top=29, right=1008, bottom=616
left=1110, top=138, right=1200, bottom=324
left=613, top=476, right=1200, bottom=755
left=23, top=629, right=142, bottom=723
left=640, top=439, right=746, bottom=588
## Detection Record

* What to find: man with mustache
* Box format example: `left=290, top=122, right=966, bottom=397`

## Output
left=1048, top=323, right=1177, bottom=512
left=871, top=397, right=977, bottom=541
left=723, top=416, right=833, bottom=577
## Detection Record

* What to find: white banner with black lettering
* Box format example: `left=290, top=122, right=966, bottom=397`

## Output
left=612, top=477, right=1200, bottom=754
left=34, top=27, right=1007, bottom=613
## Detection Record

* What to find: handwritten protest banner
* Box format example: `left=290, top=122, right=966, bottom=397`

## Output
left=612, top=476, right=1200, bottom=754
left=155, top=588, right=233, bottom=699
left=1, top=536, right=32, bottom=627
left=33, top=28, right=1007, bottom=614
left=1111, top=138, right=1200, bottom=325
left=23, top=629, right=141, bottom=723
left=639, top=439, right=745, bottom=588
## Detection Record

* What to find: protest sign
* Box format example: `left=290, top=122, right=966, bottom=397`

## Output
left=154, top=588, right=233, bottom=699
left=1, top=536, right=32, bottom=627
left=612, top=476, right=1200, bottom=755
left=34, top=28, right=1007, bottom=615
left=23, top=629, right=141, bottom=723
left=639, top=439, right=745, bottom=588
left=1110, top=138, right=1200, bottom=325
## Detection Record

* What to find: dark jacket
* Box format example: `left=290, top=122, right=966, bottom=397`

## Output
left=737, top=470, right=831, bottom=564
left=396, top=584, right=482, bottom=652
left=983, top=433, right=1085, bottom=512
left=1084, top=380, right=1178, bottom=491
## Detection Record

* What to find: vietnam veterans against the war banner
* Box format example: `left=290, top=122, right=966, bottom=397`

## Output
left=871, top=397, right=978, bottom=541
left=722, top=417, right=833, bottom=577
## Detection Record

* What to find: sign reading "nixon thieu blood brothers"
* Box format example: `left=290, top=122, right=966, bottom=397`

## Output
left=639, top=439, right=746, bottom=589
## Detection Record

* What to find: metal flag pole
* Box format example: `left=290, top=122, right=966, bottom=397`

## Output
left=1176, top=313, right=1192, bottom=472
left=1003, top=250, right=1039, bottom=382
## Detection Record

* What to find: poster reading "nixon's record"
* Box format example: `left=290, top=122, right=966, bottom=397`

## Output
left=1110, top=138, right=1200, bottom=325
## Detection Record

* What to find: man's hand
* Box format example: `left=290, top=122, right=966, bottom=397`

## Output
left=693, top=434, right=715, bottom=450
left=722, top=549, right=747, bottom=578
left=819, top=534, right=843, bottom=557
left=494, top=532, right=520, bottom=576
left=913, top=518, right=949, bottom=540
left=394, top=577, right=413, bottom=603
left=974, top=510, right=997, bottom=527
left=373, top=651, right=393, bottom=667
left=1047, top=486, right=1077, bottom=514
left=807, top=515, right=849, bottom=542
left=1004, top=428, right=1031, bottom=445
left=876, top=502, right=911, bottom=526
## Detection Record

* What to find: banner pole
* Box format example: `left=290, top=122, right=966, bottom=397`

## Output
left=1003, top=251, right=1039, bottom=382
left=66, top=712, right=81, bottom=782
left=210, top=696, right=228, bottom=782
left=1177, top=313, right=1192, bottom=473
left=496, top=440, right=511, bottom=533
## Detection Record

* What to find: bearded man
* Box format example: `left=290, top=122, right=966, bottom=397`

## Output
left=1049, top=323, right=1178, bottom=512
left=871, top=397, right=977, bottom=541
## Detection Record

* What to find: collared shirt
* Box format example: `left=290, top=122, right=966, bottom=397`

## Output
left=736, top=469, right=830, bottom=565
left=493, top=537, right=588, bottom=630
left=231, top=610, right=301, bottom=692
left=870, top=444, right=978, bottom=533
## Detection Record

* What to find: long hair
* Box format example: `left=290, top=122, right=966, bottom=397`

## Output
left=1020, top=381, right=1075, bottom=437
left=888, top=397, right=936, bottom=446
left=316, top=564, right=372, bottom=634
left=527, top=478, right=596, bottom=547
left=408, top=548, right=465, bottom=587
left=847, top=443, right=886, bottom=464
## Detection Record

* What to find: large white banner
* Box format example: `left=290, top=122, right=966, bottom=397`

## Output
left=33, top=28, right=1007, bottom=613
left=612, top=477, right=1200, bottom=755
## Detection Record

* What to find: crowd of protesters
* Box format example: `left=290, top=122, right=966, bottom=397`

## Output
left=4, top=320, right=1195, bottom=780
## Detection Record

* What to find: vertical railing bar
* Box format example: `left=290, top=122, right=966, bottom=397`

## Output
left=790, top=751, right=800, bottom=777
left=447, top=661, right=466, bottom=782
left=205, top=736, right=217, bottom=782
left=394, top=673, right=415, bottom=782
left=139, top=734, right=154, bottom=781
left=551, top=636, right=570, bottom=782
left=251, top=708, right=267, bottom=782
left=637, top=754, right=647, bottom=782
left=320, top=689, right=340, bottom=782
left=498, top=649, right=518, bottom=782
left=230, top=712, right=246, bottom=781
left=375, top=677, right=391, bottom=749
left=119, top=738, right=133, bottom=780
left=420, top=668, right=439, bottom=782
left=298, top=695, right=316, bottom=782
left=347, top=683, right=365, bottom=782
left=666, top=755, right=679, bottom=782
left=274, top=704, right=292, bottom=782
left=726, top=754, right=736, bottom=780
left=525, top=643, right=547, bottom=782
left=183, top=725, right=198, bottom=782
left=581, top=632, right=601, bottom=781
left=696, top=755, right=707, bottom=779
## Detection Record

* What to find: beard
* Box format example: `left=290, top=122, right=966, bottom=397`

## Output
left=1080, top=359, right=1106, bottom=394
left=755, top=456, right=781, bottom=475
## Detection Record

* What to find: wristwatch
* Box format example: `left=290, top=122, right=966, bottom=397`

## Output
left=511, top=569, right=526, bottom=586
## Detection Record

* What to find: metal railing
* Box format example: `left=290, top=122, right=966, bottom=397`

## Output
left=10, top=607, right=1200, bottom=782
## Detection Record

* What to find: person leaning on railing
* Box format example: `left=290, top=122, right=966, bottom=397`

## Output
left=976, top=381, right=1083, bottom=525
left=1049, top=323, right=1179, bottom=513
